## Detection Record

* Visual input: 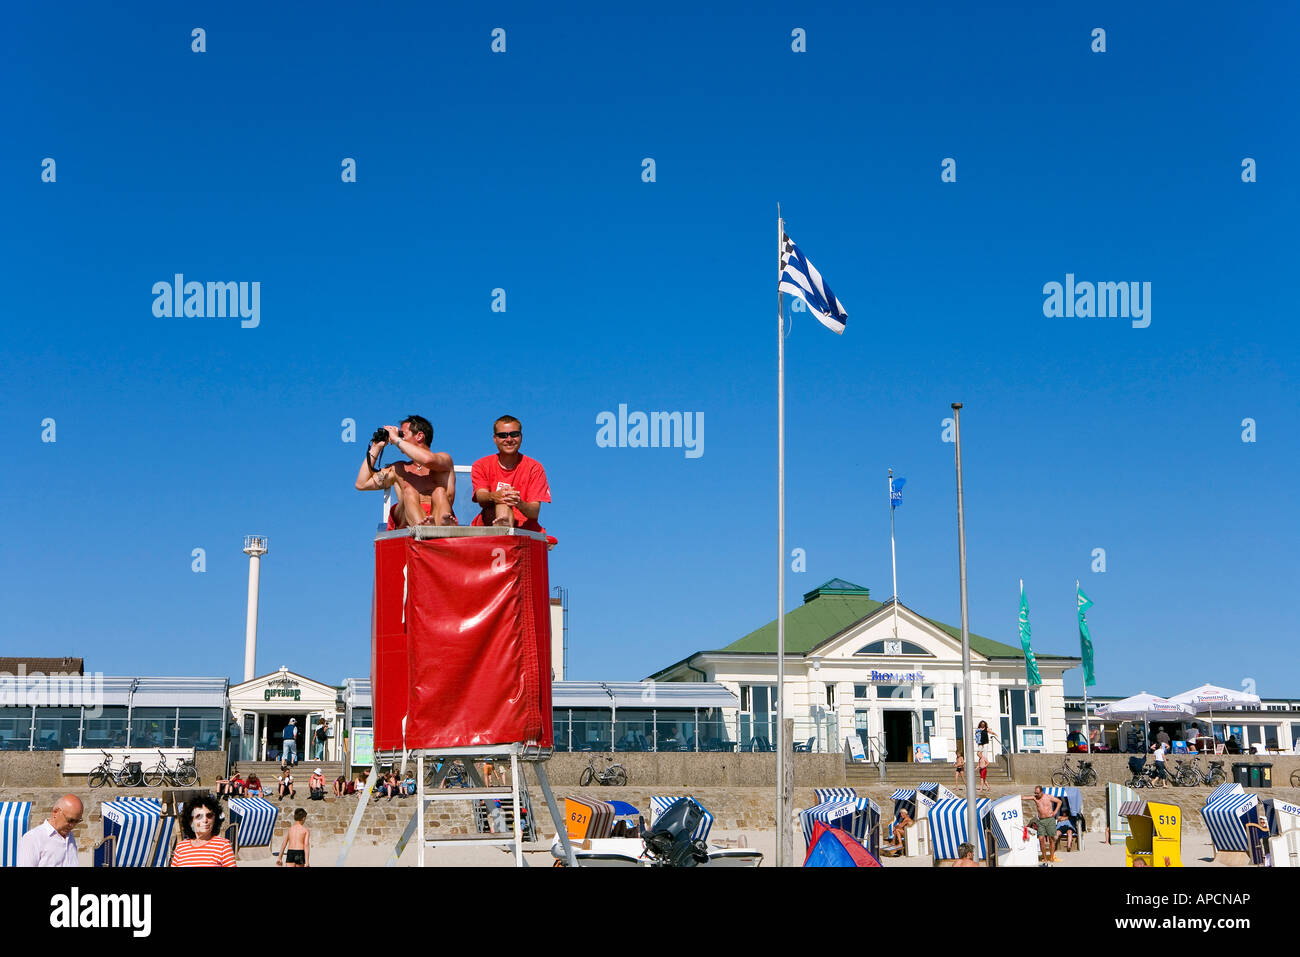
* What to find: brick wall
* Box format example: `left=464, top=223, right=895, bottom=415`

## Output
left=0, top=751, right=226, bottom=788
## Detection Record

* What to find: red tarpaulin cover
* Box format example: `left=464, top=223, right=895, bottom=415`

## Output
left=371, top=532, right=553, bottom=751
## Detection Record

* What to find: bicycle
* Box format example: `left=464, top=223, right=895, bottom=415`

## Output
left=1126, top=755, right=1166, bottom=789
left=1291, top=768, right=1299, bottom=788
left=1050, top=757, right=1097, bottom=787
left=87, top=750, right=144, bottom=788
left=579, top=755, right=627, bottom=787
left=1174, top=756, right=1225, bottom=788
left=143, top=750, right=198, bottom=787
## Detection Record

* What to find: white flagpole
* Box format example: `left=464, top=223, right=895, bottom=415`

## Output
left=1078, top=580, right=1091, bottom=753
left=889, top=469, right=900, bottom=642
left=776, top=204, right=786, bottom=867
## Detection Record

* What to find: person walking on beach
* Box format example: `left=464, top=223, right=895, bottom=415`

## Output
left=277, top=808, right=311, bottom=867
left=977, top=751, right=990, bottom=793
left=974, top=720, right=999, bottom=761
left=1032, top=787, right=1062, bottom=864
left=283, top=718, right=299, bottom=766
left=16, top=794, right=82, bottom=867
left=954, top=747, right=964, bottom=788
left=1150, top=739, right=1170, bottom=786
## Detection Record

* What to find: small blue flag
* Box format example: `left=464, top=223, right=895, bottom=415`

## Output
left=890, top=477, right=905, bottom=510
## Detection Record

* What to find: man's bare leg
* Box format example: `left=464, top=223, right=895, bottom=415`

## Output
left=425, top=487, right=455, bottom=526
left=397, top=482, right=426, bottom=527
left=492, top=503, right=516, bottom=527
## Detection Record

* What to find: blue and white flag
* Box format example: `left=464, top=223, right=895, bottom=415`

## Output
left=780, top=231, right=848, bottom=334
left=890, top=476, right=905, bottom=509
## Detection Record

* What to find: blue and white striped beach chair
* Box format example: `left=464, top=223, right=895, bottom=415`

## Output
left=227, top=797, right=280, bottom=853
left=1207, top=782, right=1244, bottom=803
left=97, top=797, right=174, bottom=868
left=928, top=797, right=990, bottom=862
left=1105, top=782, right=1138, bottom=844
left=649, top=796, right=713, bottom=844
left=1201, top=790, right=1259, bottom=856
left=801, top=788, right=881, bottom=858
left=0, top=802, right=33, bottom=867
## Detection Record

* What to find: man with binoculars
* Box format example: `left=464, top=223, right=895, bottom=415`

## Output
left=353, top=414, right=458, bottom=527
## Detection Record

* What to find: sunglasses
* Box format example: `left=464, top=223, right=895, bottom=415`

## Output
left=494, top=430, right=522, bottom=439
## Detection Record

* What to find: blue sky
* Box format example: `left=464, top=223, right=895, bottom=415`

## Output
left=2, top=2, right=1295, bottom=699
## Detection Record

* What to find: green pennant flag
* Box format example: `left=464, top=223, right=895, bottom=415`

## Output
left=1019, top=581, right=1041, bottom=687
left=1077, top=586, right=1096, bottom=687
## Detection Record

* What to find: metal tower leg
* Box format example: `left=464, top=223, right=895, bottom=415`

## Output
left=336, top=764, right=379, bottom=867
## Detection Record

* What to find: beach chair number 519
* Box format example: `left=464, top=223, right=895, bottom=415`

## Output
left=1158, top=814, right=1176, bottom=825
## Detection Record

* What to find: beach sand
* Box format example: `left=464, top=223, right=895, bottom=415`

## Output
left=102, top=827, right=1228, bottom=867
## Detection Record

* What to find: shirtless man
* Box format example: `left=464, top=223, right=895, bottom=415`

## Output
left=354, top=414, right=457, bottom=527
left=1032, top=786, right=1063, bottom=863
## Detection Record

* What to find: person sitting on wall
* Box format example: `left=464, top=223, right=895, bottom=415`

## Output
left=277, top=766, right=295, bottom=800
left=244, top=773, right=263, bottom=797
left=355, top=414, right=458, bottom=528
left=470, top=415, right=551, bottom=535
left=309, top=768, right=326, bottom=801
left=333, top=775, right=348, bottom=798
left=227, top=771, right=245, bottom=798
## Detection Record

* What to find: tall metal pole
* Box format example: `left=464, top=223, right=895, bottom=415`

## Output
left=776, top=204, right=787, bottom=867
left=951, top=404, right=979, bottom=847
left=1078, top=579, right=1091, bottom=753
left=889, top=468, right=900, bottom=641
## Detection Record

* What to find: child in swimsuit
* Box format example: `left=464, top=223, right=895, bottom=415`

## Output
left=277, top=808, right=310, bottom=867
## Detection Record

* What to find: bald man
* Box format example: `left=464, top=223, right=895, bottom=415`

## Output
left=17, top=794, right=82, bottom=867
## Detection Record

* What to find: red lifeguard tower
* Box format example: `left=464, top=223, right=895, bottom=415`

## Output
left=339, top=522, right=573, bottom=867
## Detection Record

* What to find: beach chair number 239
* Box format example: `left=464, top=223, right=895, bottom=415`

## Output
left=1000, top=810, right=1019, bottom=821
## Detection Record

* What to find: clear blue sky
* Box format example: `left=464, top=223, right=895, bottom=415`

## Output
left=2, top=2, right=1295, bottom=700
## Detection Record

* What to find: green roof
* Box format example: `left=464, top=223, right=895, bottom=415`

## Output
left=716, top=579, right=1071, bottom=660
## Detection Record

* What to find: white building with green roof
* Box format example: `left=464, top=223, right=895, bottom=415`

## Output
left=648, top=579, right=1080, bottom=759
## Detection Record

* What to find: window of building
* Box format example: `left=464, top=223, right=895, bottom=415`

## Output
left=1291, top=723, right=1300, bottom=750
left=954, top=686, right=962, bottom=712
left=921, top=685, right=936, bottom=700
left=130, top=707, right=178, bottom=749
left=876, top=685, right=912, bottom=700
left=825, top=684, right=836, bottom=707
left=854, top=640, right=933, bottom=657
left=740, top=685, right=776, bottom=746
left=351, top=707, right=373, bottom=728
left=82, top=706, right=129, bottom=749
left=648, top=708, right=696, bottom=752
left=177, top=708, right=224, bottom=750
left=922, top=709, right=936, bottom=743
left=570, top=708, right=612, bottom=751
left=854, top=684, right=869, bottom=700
left=0, top=707, right=33, bottom=751
left=33, top=708, right=81, bottom=750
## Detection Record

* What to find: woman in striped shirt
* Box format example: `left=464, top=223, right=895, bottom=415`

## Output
left=171, top=794, right=236, bottom=867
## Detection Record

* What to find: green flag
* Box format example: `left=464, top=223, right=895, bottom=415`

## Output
left=1077, top=586, right=1096, bottom=687
left=1019, top=581, right=1041, bottom=687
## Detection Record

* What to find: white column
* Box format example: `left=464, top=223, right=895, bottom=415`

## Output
left=244, top=552, right=262, bottom=682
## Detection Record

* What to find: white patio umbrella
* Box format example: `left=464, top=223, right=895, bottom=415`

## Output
left=1168, top=684, right=1262, bottom=746
left=1094, top=692, right=1195, bottom=751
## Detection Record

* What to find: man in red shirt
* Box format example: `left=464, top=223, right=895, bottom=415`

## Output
left=470, top=415, right=550, bottom=534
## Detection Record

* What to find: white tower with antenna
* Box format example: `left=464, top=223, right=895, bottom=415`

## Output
left=242, top=535, right=269, bottom=681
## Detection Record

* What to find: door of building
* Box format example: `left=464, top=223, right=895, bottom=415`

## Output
left=883, top=710, right=914, bottom=762
left=855, top=710, right=871, bottom=759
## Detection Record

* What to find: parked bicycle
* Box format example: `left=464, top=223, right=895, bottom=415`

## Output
left=579, top=755, right=628, bottom=787
left=1126, top=755, right=1170, bottom=789
left=1292, top=768, right=1300, bottom=788
left=143, top=750, right=198, bottom=788
left=1050, top=756, right=1097, bottom=787
left=87, top=750, right=144, bottom=789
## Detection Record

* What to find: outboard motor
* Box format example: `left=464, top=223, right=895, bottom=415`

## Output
left=641, top=799, right=710, bottom=867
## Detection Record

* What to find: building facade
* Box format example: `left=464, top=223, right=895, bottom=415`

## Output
left=649, top=579, right=1080, bottom=759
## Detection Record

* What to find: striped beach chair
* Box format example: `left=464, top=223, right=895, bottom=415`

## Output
left=97, top=797, right=174, bottom=868
left=801, top=788, right=881, bottom=858
left=1201, top=790, right=1260, bottom=857
left=649, top=796, right=713, bottom=844
left=0, top=802, right=33, bottom=867
left=928, top=797, right=990, bottom=862
left=226, top=797, right=280, bottom=853
left=1105, top=782, right=1138, bottom=844
left=988, top=794, right=1038, bottom=866
left=1207, top=782, right=1244, bottom=803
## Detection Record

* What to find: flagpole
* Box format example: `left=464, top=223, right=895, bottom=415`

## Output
left=889, top=469, right=900, bottom=642
left=1079, top=580, right=1091, bottom=753
left=951, top=403, right=978, bottom=847
left=776, top=203, right=787, bottom=868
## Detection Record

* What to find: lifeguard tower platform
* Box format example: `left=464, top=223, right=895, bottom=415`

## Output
left=339, top=521, right=573, bottom=867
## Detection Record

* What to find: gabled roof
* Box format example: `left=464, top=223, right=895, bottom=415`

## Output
left=649, top=582, right=1076, bottom=680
